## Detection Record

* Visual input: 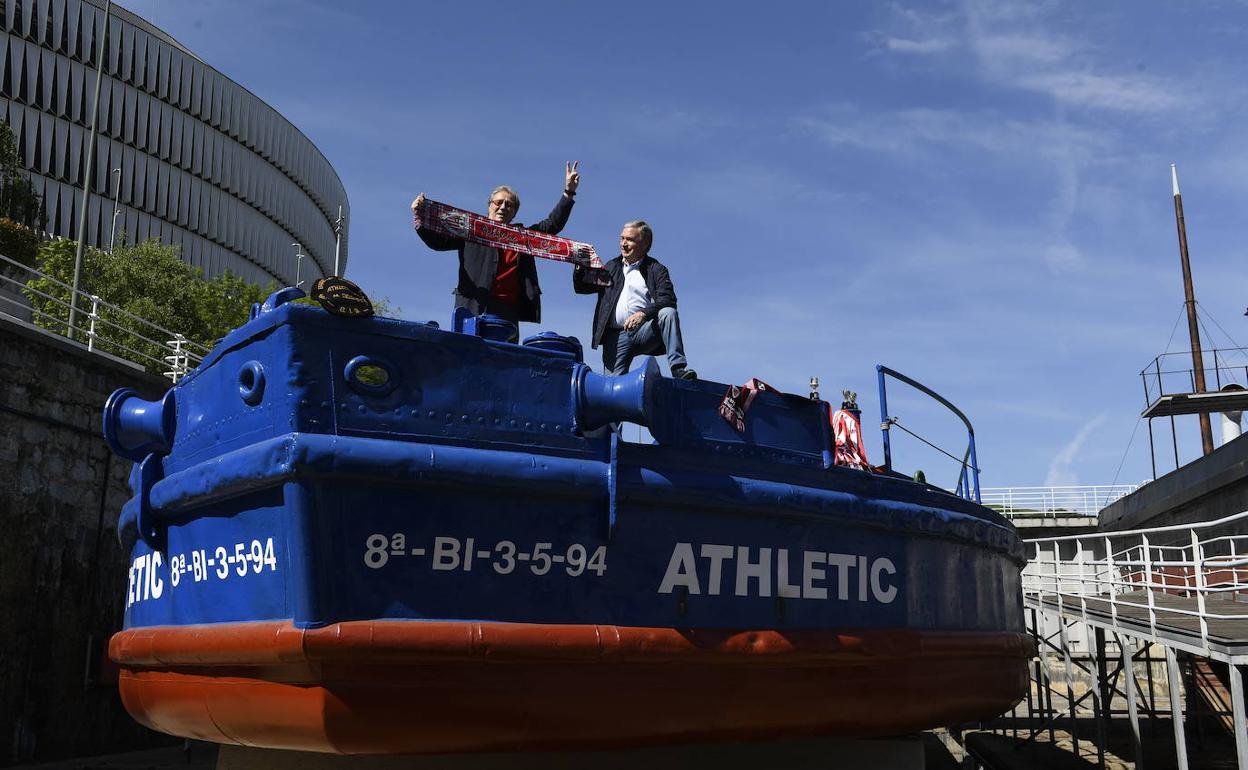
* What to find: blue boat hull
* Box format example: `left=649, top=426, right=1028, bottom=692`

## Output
left=103, top=298, right=1030, bottom=753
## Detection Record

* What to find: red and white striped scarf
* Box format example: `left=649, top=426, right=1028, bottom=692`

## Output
left=413, top=197, right=605, bottom=269
left=832, top=408, right=872, bottom=470
left=718, top=378, right=779, bottom=433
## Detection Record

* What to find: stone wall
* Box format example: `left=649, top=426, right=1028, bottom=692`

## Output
left=0, top=315, right=176, bottom=765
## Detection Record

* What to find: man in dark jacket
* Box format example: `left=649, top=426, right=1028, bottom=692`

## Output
left=412, top=162, right=580, bottom=327
left=573, top=220, right=696, bottom=379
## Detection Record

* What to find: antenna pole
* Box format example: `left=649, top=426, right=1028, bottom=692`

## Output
left=1172, top=164, right=1215, bottom=456
left=333, top=206, right=344, bottom=277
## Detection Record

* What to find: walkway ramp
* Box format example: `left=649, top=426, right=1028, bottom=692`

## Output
left=1022, top=509, right=1248, bottom=769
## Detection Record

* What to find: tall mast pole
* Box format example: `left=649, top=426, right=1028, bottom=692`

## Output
left=1171, top=163, right=1215, bottom=456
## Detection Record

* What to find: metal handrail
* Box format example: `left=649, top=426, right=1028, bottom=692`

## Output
left=1032, top=507, right=1248, bottom=543
left=0, top=251, right=208, bottom=381
left=1141, top=346, right=1248, bottom=404
left=875, top=364, right=980, bottom=502
left=981, top=484, right=1140, bottom=518
left=1023, top=508, right=1248, bottom=653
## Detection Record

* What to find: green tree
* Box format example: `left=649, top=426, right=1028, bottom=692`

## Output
left=0, top=121, right=45, bottom=275
left=26, top=238, right=272, bottom=374
left=0, top=216, right=40, bottom=275
left=0, top=121, right=46, bottom=232
left=27, top=237, right=400, bottom=375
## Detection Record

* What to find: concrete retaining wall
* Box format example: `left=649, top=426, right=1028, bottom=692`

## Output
left=0, top=315, right=176, bottom=765
left=1099, top=434, right=1248, bottom=536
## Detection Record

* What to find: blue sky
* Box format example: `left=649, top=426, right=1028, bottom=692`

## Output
left=131, top=0, right=1248, bottom=493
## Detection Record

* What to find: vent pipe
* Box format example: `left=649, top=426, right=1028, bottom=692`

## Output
left=1220, top=384, right=1245, bottom=446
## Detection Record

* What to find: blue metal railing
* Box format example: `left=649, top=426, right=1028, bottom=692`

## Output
left=876, top=364, right=981, bottom=503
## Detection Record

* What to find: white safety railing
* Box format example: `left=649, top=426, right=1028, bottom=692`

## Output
left=1024, top=510, right=1248, bottom=768
left=1023, top=509, right=1248, bottom=655
left=981, top=484, right=1141, bottom=519
left=0, top=252, right=209, bottom=382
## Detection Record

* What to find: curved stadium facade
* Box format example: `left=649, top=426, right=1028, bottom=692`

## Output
left=0, top=0, right=347, bottom=285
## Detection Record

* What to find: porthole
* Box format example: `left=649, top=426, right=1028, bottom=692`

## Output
left=345, top=355, right=399, bottom=397
left=238, top=360, right=265, bottom=405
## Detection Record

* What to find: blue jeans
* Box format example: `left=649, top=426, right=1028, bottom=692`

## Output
left=601, top=306, right=688, bottom=375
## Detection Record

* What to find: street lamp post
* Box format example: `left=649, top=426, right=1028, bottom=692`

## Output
left=109, top=167, right=121, bottom=251
left=292, top=242, right=305, bottom=288
left=68, top=0, right=113, bottom=340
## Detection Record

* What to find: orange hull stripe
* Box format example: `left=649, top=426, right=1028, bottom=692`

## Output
left=115, top=658, right=1030, bottom=754
left=112, top=620, right=1035, bottom=668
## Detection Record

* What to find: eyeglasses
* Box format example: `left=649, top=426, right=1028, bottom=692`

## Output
left=490, top=198, right=517, bottom=210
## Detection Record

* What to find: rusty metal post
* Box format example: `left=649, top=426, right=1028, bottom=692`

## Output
left=1171, top=164, right=1215, bottom=456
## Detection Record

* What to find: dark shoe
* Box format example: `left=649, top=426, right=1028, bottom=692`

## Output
left=673, top=366, right=698, bottom=380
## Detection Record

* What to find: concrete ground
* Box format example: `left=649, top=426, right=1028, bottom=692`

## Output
left=27, top=723, right=1242, bottom=770
left=959, top=716, right=1242, bottom=769
left=16, top=741, right=217, bottom=769
left=14, top=734, right=962, bottom=770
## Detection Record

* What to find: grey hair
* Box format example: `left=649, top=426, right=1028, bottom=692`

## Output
left=489, top=185, right=520, bottom=211
left=622, top=220, right=653, bottom=247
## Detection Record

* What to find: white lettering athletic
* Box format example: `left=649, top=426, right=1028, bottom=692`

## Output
left=658, top=542, right=900, bottom=604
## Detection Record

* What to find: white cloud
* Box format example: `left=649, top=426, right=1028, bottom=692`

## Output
left=884, top=36, right=956, bottom=54
left=1044, top=242, right=1085, bottom=274
left=974, top=33, right=1070, bottom=64
left=961, top=0, right=1046, bottom=25
left=870, top=0, right=1160, bottom=123
left=1017, top=72, right=1188, bottom=113
left=957, top=1, right=1195, bottom=115
left=862, top=6, right=960, bottom=57
left=1045, top=413, right=1109, bottom=486
left=794, top=104, right=1109, bottom=160
left=889, top=3, right=960, bottom=29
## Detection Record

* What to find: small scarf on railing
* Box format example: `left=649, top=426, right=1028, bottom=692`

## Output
left=718, top=378, right=780, bottom=433
left=413, top=197, right=605, bottom=269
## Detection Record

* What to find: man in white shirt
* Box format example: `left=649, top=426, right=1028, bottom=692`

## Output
left=573, top=220, right=696, bottom=379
